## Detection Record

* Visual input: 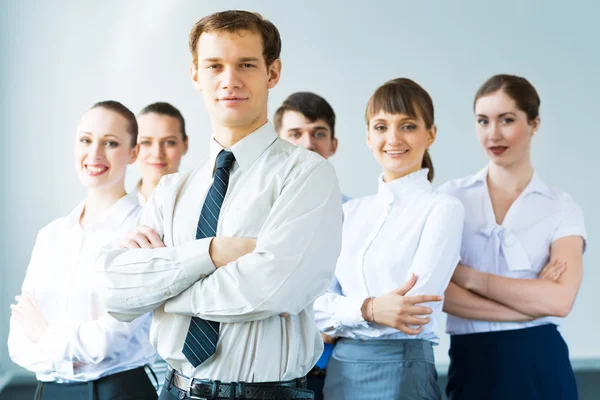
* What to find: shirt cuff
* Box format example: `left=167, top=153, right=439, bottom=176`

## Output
left=38, top=321, right=79, bottom=373
left=177, top=237, right=216, bottom=283
left=334, top=296, right=369, bottom=328
left=163, top=285, right=195, bottom=316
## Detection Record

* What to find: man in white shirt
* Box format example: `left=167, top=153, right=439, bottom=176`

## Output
left=98, top=10, right=342, bottom=400
left=274, top=92, right=350, bottom=204
left=273, top=92, right=349, bottom=400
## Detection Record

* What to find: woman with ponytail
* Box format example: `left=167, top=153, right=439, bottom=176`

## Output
left=314, top=78, right=464, bottom=399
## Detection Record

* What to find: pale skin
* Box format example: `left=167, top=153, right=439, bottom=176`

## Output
left=136, top=112, right=188, bottom=201
left=126, top=30, right=280, bottom=275
left=443, top=90, right=585, bottom=321
left=10, top=107, right=139, bottom=346
left=355, top=110, right=443, bottom=335
left=277, top=110, right=338, bottom=160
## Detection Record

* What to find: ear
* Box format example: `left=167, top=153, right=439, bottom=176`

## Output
left=190, top=61, right=202, bottom=92
left=183, top=137, right=189, bottom=155
left=266, top=59, right=282, bottom=89
left=128, top=143, right=140, bottom=165
left=366, top=126, right=372, bottom=149
left=329, top=137, right=338, bottom=157
left=530, top=116, right=541, bottom=135
left=427, top=124, right=437, bottom=148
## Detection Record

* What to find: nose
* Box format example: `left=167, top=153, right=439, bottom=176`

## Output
left=488, top=122, right=503, bottom=141
left=89, top=142, right=105, bottom=160
left=221, top=66, right=243, bottom=90
left=299, top=134, right=316, bottom=151
left=151, top=142, right=164, bottom=159
left=386, top=127, right=404, bottom=146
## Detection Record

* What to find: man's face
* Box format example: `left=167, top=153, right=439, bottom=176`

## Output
left=190, top=30, right=281, bottom=131
left=278, top=110, right=337, bottom=159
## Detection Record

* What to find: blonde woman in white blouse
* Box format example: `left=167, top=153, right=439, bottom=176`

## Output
left=8, top=101, right=157, bottom=400
left=439, top=75, right=586, bottom=400
left=314, top=78, right=464, bottom=400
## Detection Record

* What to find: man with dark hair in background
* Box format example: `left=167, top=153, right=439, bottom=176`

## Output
left=274, top=92, right=350, bottom=399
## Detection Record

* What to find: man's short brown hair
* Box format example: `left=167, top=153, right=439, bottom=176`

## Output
left=189, top=10, right=281, bottom=68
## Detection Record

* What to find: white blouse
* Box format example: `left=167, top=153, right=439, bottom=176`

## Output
left=8, top=194, right=156, bottom=383
left=314, top=169, right=464, bottom=344
left=437, top=166, right=587, bottom=335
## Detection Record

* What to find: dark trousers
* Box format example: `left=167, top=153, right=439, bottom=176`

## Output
left=447, top=324, right=578, bottom=400
left=306, top=370, right=325, bottom=400
left=34, top=366, right=158, bottom=400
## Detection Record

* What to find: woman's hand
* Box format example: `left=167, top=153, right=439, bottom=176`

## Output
left=121, top=225, right=165, bottom=249
left=10, top=292, right=49, bottom=344
left=538, top=259, right=566, bottom=282
left=321, top=332, right=337, bottom=345
left=363, top=273, right=442, bottom=335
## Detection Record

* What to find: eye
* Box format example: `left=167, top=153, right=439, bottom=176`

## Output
left=79, top=137, right=92, bottom=144
left=165, top=140, right=178, bottom=146
left=289, top=132, right=301, bottom=139
left=401, top=124, right=417, bottom=131
left=501, top=118, right=515, bottom=125
left=139, top=140, right=151, bottom=146
left=315, top=132, right=327, bottom=139
left=104, top=141, right=119, bottom=148
left=373, top=124, right=387, bottom=132
left=240, top=63, right=256, bottom=69
left=206, top=64, right=220, bottom=70
left=477, top=119, right=488, bottom=126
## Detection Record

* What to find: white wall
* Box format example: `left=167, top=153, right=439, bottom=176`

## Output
left=1, top=0, right=598, bottom=377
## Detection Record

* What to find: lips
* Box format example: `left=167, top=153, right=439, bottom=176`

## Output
left=489, top=146, right=508, bottom=155
left=218, top=95, right=248, bottom=106
left=384, top=149, right=409, bottom=157
left=85, top=164, right=109, bottom=176
left=148, top=162, right=167, bottom=168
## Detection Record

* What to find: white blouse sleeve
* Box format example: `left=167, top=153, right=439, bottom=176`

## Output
left=7, top=228, right=73, bottom=375
left=552, top=193, right=586, bottom=247
left=404, top=197, right=465, bottom=299
left=313, top=275, right=369, bottom=338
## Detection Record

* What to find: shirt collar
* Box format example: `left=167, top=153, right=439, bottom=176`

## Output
left=461, top=164, right=555, bottom=199
left=377, top=168, right=431, bottom=205
left=67, top=193, right=140, bottom=230
left=209, top=121, right=278, bottom=172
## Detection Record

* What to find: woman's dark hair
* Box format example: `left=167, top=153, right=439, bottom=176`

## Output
left=474, top=74, right=540, bottom=122
left=365, top=78, right=435, bottom=182
left=90, top=100, right=138, bottom=147
left=139, top=102, right=187, bottom=141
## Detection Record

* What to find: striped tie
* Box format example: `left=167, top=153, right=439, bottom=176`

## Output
left=182, top=149, right=235, bottom=367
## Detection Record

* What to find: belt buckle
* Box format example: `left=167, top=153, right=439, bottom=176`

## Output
left=186, top=378, right=208, bottom=400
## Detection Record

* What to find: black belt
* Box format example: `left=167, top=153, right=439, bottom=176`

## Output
left=165, top=368, right=313, bottom=399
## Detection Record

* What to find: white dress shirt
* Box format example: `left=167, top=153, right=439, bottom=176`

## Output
left=314, top=169, right=464, bottom=344
left=8, top=194, right=156, bottom=383
left=437, top=166, right=587, bottom=335
left=98, top=122, right=343, bottom=383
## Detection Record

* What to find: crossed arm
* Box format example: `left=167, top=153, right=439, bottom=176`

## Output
left=99, top=162, right=343, bottom=323
left=444, top=236, right=584, bottom=321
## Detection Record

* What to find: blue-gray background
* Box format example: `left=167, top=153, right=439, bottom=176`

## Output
left=1, top=0, right=598, bottom=383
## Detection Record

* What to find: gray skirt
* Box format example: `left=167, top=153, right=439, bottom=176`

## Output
left=323, top=339, right=441, bottom=400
